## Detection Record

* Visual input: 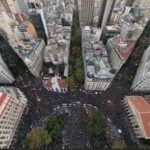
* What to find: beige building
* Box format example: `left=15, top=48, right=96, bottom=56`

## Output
left=0, top=87, right=27, bottom=149
left=123, top=96, right=150, bottom=139
left=78, top=0, right=95, bottom=26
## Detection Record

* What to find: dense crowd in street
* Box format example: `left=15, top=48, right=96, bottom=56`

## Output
left=0, top=20, right=149, bottom=149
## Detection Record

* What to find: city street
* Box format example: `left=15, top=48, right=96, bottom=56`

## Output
left=0, top=20, right=149, bottom=149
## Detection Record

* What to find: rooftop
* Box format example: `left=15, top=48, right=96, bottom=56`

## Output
left=43, top=77, right=67, bottom=93
left=107, top=35, right=135, bottom=61
left=17, top=39, right=43, bottom=58
left=128, top=96, right=150, bottom=112
left=127, top=96, right=150, bottom=138
left=82, top=26, right=115, bottom=80
left=45, top=0, right=72, bottom=59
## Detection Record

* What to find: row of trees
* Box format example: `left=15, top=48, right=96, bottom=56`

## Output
left=84, top=111, right=106, bottom=148
left=67, top=8, right=84, bottom=88
left=25, top=116, right=64, bottom=149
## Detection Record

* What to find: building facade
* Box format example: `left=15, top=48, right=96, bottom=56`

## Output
left=131, top=46, right=150, bottom=92
left=98, top=0, right=114, bottom=40
left=106, top=35, right=135, bottom=71
left=0, top=55, right=15, bottom=84
left=123, top=96, right=150, bottom=139
left=78, top=0, right=95, bottom=26
left=0, top=87, right=27, bottom=149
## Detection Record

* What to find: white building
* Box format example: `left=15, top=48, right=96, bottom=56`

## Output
left=106, top=35, right=135, bottom=71
left=0, top=55, right=15, bottom=84
left=0, top=87, right=27, bottom=149
left=99, top=0, right=114, bottom=35
left=18, top=38, right=45, bottom=77
left=43, top=76, right=67, bottom=93
left=44, top=0, right=73, bottom=77
left=108, top=0, right=131, bottom=25
left=0, top=11, right=45, bottom=77
left=106, top=6, right=148, bottom=71
left=44, top=25, right=71, bottom=66
left=82, top=26, right=115, bottom=91
left=131, top=46, right=150, bottom=92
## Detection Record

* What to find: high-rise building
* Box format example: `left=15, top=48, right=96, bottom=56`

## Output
left=0, top=11, right=45, bottom=77
left=78, top=0, right=95, bottom=26
left=0, top=55, right=15, bottom=84
left=106, top=5, right=148, bottom=71
left=17, top=22, right=45, bottom=77
left=131, top=46, right=150, bottom=92
left=123, top=96, right=150, bottom=139
left=98, top=0, right=114, bottom=39
left=98, top=0, right=114, bottom=28
left=28, top=0, right=48, bottom=44
left=106, top=35, right=136, bottom=71
left=107, top=0, right=131, bottom=25
left=0, top=87, right=27, bottom=149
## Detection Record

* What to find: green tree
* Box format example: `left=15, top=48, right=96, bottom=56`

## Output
left=112, top=140, right=126, bottom=149
left=69, top=55, right=75, bottom=66
left=75, top=68, right=84, bottom=83
left=85, top=111, right=105, bottom=137
left=66, top=76, right=75, bottom=88
left=46, top=116, right=64, bottom=139
left=71, top=28, right=81, bottom=47
left=25, top=127, right=52, bottom=150
left=75, top=57, right=82, bottom=68
left=69, top=65, right=73, bottom=75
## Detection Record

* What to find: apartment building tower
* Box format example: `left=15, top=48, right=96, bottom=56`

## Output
left=78, top=0, right=95, bottom=26
left=28, top=0, right=48, bottom=44
left=0, top=11, right=45, bottom=77
left=0, top=87, right=27, bottom=149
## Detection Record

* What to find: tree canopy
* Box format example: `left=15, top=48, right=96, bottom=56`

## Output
left=46, top=116, right=64, bottom=139
left=66, top=76, right=75, bottom=88
left=84, top=111, right=105, bottom=137
left=75, top=68, right=84, bottom=83
left=25, top=127, right=52, bottom=150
